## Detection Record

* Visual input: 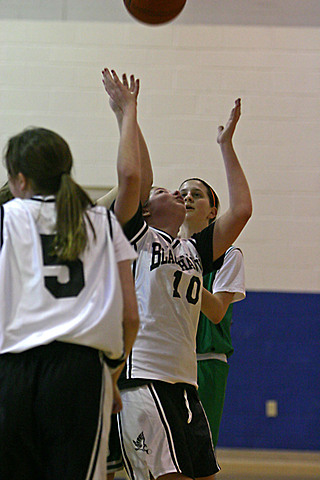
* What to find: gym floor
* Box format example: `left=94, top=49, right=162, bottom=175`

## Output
left=115, top=448, right=320, bottom=480
left=215, top=448, right=320, bottom=479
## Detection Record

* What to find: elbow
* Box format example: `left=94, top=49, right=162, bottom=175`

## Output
left=126, top=311, right=140, bottom=335
left=211, top=316, right=223, bottom=325
left=205, top=313, right=224, bottom=325
left=243, top=204, right=253, bottom=223
left=132, top=313, right=140, bottom=333
left=119, top=167, right=140, bottom=187
left=246, top=197, right=253, bottom=219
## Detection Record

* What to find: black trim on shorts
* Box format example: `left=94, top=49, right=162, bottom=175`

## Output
left=148, top=383, right=180, bottom=472
left=148, top=381, right=220, bottom=478
left=87, top=404, right=104, bottom=480
left=118, top=413, right=136, bottom=480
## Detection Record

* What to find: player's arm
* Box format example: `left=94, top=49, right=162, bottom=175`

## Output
left=201, top=289, right=234, bottom=324
left=100, top=70, right=152, bottom=212
left=117, top=258, right=139, bottom=360
left=111, top=258, right=139, bottom=413
left=97, top=143, right=151, bottom=210
left=211, top=99, right=252, bottom=260
left=136, top=123, right=153, bottom=206
left=96, top=186, right=118, bottom=209
left=110, top=73, right=152, bottom=205
left=109, top=75, right=153, bottom=205
left=101, top=69, right=140, bottom=225
left=98, top=127, right=152, bottom=208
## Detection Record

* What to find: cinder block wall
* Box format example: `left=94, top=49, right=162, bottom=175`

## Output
left=1, top=7, right=319, bottom=293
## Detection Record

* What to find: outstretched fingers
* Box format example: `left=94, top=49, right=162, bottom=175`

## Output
left=102, top=68, right=139, bottom=114
left=124, top=73, right=140, bottom=98
left=217, top=98, right=241, bottom=144
left=132, top=76, right=140, bottom=98
left=101, top=67, right=119, bottom=95
left=122, top=73, right=129, bottom=88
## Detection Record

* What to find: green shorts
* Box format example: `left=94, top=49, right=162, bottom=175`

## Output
left=197, top=359, right=230, bottom=447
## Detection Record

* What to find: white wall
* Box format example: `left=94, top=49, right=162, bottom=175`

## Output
left=0, top=1, right=319, bottom=293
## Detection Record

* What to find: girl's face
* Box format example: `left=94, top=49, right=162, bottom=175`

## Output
left=147, top=187, right=186, bottom=217
left=179, top=180, right=216, bottom=227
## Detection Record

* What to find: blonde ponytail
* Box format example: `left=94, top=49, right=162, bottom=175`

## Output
left=53, top=174, right=95, bottom=262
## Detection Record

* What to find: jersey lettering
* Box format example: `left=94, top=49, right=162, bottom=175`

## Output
left=173, top=270, right=182, bottom=298
left=150, top=242, right=202, bottom=272
left=172, top=270, right=201, bottom=305
left=40, top=234, right=85, bottom=298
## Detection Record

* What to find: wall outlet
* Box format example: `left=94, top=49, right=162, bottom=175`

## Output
left=265, top=399, right=278, bottom=417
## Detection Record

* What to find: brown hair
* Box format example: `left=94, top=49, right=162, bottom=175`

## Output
left=5, top=127, right=95, bottom=261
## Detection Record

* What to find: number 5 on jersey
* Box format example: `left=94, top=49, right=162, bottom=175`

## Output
left=40, top=234, right=85, bottom=298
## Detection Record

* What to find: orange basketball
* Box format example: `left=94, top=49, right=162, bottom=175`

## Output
left=123, top=0, right=187, bottom=25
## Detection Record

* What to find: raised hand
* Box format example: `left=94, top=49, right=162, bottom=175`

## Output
left=102, top=68, right=139, bottom=116
left=217, top=98, right=241, bottom=145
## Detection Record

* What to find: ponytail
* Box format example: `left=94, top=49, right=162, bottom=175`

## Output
left=52, top=173, right=96, bottom=262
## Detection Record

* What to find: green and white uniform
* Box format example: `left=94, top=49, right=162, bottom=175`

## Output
left=196, top=246, right=245, bottom=446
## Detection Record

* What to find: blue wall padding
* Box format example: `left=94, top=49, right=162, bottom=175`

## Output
left=217, top=291, right=320, bottom=450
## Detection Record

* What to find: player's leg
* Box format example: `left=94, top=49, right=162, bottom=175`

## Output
left=158, top=474, right=192, bottom=480
left=119, top=382, right=218, bottom=480
left=107, top=414, right=124, bottom=480
left=35, top=341, right=112, bottom=480
left=197, top=359, right=229, bottom=479
left=181, top=386, right=220, bottom=480
left=197, top=359, right=229, bottom=446
left=119, top=384, right=192, bottom=480
left=0, top=349, right=43, bottom=480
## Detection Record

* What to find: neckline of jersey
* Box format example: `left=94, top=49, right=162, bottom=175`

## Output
left=30, top=195, right=55, bottom=203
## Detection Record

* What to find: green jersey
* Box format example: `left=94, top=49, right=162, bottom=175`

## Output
left=196, top=246, right=245, bottom=358
left=196, top=271, right=234, bottom=358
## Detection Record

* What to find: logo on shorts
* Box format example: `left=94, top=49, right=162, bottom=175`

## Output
left=133, top=432, right=152, bottom=454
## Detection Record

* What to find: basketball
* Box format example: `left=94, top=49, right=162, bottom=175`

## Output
left=123, top=0, right=187, bottom=25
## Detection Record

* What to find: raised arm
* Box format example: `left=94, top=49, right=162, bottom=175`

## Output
left=212, top=99, right=252, bottom=260
left=101, top=69, right=140, bottom=226
left=136, top=124, right=153, bottom=205
left=109, top=74, right=153, bottom=205
left=100, top=71, right=153, bottom=210
left=112, top=74, right=152, bottom=205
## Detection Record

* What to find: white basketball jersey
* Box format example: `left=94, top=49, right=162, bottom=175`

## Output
left=121, top=207, right=222, bottom=387
left=0, top=196, right=137, bottom=359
